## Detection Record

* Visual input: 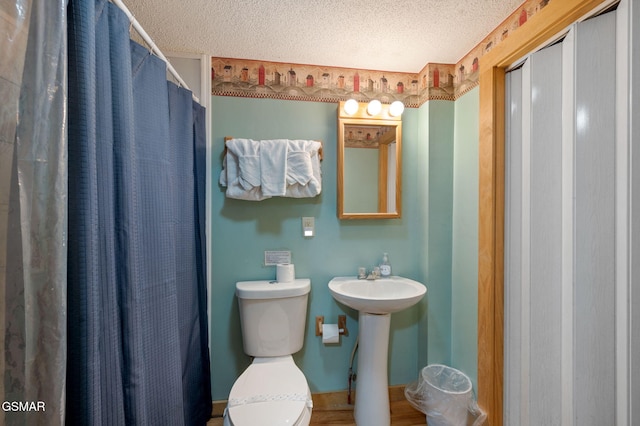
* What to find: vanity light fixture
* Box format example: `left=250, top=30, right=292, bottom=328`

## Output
left=342, top=99, right=405, bottom=117
left=367, top=99, right=382, bottom=116
left=344, top=98, right=359, bottom=115
left=389, top=101, right=405, bottom=117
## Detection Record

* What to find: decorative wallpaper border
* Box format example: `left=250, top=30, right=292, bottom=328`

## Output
left=211, top=59, right=432, bottom=107
left=454, top=0, right=550, bottom=97
left=211, top=0, right=550, bottom=106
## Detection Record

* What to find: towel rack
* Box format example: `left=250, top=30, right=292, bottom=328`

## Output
left=223, top=136, right=323, bottom=161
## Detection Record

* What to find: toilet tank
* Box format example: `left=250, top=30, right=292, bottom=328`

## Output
left=236, top=279, right=310, bottom=357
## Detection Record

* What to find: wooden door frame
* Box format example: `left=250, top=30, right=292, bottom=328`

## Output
left=477, top=0, right=611, bottom=424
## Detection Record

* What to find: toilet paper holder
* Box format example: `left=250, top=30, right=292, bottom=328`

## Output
left=315, top=315, right=348, bottom=337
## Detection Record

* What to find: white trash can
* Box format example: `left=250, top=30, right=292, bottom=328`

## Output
left=404, top=364, right=486, bottom=426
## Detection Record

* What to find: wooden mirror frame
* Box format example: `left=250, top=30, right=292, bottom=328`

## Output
left=337, top=101, right=402, bottom=219
left=477, top=0, right=612, bottom=424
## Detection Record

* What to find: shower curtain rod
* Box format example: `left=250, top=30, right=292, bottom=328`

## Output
left=110, top=0, right=201, bottom=104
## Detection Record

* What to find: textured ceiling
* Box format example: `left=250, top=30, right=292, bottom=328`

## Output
left=126, top=0, right=525, bottom=73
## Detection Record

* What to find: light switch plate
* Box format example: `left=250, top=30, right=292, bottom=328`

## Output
left=302, top=217, right=314, bottom=237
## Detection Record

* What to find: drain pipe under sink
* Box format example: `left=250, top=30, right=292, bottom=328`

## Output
left=347, top=335, right=358, bottom=404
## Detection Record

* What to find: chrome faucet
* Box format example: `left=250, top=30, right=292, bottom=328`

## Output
left=358, top=266, right=380, bottom=280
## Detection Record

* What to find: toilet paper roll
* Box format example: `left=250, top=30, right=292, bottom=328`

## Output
left=322, top=324, right=340, bottom=344
left=276, top=263, right=295, bottom=283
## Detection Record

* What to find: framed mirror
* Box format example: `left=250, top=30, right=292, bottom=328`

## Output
left=337, top=101, right=402, bottom=219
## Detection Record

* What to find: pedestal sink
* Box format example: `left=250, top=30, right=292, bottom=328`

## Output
left=328, top=276, right=426, bottom=426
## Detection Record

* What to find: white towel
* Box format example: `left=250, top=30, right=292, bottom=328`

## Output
left=286, top=140, right=317, bottom=186
left=238, top=155, right=260, bottom=190
left=219, top=154, right=229, bottom=187
left=286, top=151, right=312, bottom=185
left=220, top=138, right=322, bottom=200
left=260, top=139, right=288, bottom=196
left=225, top=138, right=261, bottom=190
left=284, top=140, right=322, bottom=197
left=220, top=138, right=269, bottom=200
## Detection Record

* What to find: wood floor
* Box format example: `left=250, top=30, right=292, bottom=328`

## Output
left=207, top=386, right=427, bottom=425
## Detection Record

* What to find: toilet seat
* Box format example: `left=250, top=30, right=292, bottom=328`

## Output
left=225, top=356, right=312, bottom=426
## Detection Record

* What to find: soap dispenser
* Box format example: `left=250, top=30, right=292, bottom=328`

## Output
left=380, top=252, right=391, bottom=278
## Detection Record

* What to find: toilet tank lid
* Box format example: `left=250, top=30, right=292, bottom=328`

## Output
left=236, top=278, right=310, bottom=299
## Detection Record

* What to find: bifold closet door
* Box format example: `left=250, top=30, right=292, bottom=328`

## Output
left=504, top=9, right=617, bottom=426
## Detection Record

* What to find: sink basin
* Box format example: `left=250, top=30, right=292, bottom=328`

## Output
left=328, top=276, right=426, bottom=314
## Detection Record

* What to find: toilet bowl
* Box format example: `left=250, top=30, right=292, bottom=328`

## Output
left=224, top=279, right=313, bottom=426
left=223, top=356, right=312, bottom=426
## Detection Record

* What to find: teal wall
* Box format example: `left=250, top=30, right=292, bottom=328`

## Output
left=451, top=88, right=480, bottom=388
left=417, top=100, right=455, bottom=369
left=209, top=94, right=478, bottom=400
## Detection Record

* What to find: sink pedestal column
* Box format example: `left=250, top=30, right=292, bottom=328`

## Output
left=354, top=312, right=391, bottom=426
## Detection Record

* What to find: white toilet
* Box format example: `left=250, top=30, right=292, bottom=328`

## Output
left=223, top=278, right=313, bottom=426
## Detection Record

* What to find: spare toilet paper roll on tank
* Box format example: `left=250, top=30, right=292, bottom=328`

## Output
left=276, top=263, right=295, bottom=283
left=322, top=324, right=340, bottom=344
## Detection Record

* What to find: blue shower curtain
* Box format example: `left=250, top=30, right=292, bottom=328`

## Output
left=66, top=0, right=211, bottom=424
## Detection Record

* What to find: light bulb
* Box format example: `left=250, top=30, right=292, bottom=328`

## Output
left=367, top=100, right=382, bottom=116
left=389, top=101, right=405, bottom=117
left=344, top=99, right=358, bottom=115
